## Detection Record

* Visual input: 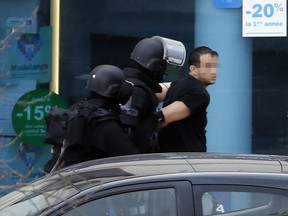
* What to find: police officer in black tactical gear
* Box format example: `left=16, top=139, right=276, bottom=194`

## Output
left=120, top=36, right=186, bottom=153
left=84, top=65, right=139, bottom=159
left=44, top=65, right=139, bottom=173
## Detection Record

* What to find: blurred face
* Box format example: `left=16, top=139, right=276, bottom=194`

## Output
left=189, top=54, right=218, bottom=87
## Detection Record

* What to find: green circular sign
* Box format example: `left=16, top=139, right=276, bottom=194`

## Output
left=12, top=89, right=67, bottom=146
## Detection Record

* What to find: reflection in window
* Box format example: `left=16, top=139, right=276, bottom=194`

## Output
left=202, top=191, right=288, bottom=216
left=64, top=188, right=176, bottom=216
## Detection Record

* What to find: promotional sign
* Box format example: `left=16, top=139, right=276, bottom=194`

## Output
left=0, top=136, right=51, bottom=197
left=5, top=16, right=37, bottom=34
left=11, top=89, right=67, bottom=146
left=0, top=80, right=36, bottom=136
left=0, top=26, right=52, bottom=85
left=242, top=0, right=287, bottom=37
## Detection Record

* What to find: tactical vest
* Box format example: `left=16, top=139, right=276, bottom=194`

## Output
left=120, top=77, right=159, bottom=153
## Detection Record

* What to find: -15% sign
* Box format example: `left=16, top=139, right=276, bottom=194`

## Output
left=12, top=89, right=67, bottom=146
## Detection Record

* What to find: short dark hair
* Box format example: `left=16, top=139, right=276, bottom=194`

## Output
left=188, top=46, right=218, bottom=67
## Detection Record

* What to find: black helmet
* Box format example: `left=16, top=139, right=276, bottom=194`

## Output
left=130, top=37, right=167, bottom=72
left=86, top=65, right=126, bottom=98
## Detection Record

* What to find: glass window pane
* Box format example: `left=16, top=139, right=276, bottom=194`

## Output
left=202, top=191, right=288, bottom=216
left=64, top=188, right=177, bottom=216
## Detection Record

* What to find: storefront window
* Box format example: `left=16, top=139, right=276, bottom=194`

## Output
left=0, top=0, right=57, bottom=196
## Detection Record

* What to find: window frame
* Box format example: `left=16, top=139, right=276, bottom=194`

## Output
left=49, top=180, right=194, bottom=216
left=193, top=184, right=288, bottom=216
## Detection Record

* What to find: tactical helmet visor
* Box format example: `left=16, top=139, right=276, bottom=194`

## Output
left=152, top=36, right=186, bottom=67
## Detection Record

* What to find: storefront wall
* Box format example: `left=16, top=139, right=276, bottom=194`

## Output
left=0, top=0, right=287, bottom=193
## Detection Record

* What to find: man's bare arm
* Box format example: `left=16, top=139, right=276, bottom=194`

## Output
left=159, top=101, right=190, bottom=128
left=156, top=82, right=171, bottom=102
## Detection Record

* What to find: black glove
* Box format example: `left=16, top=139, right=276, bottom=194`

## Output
left=154, top=110, right=165, bottom=124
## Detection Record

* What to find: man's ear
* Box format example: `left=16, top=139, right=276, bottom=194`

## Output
left=189, top=65, right=197, bottom=75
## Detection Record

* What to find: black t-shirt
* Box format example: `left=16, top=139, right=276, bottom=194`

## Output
left=157, top=75, right=210, bottom=152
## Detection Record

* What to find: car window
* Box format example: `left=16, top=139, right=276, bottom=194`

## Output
left=63, top=188, right=177, bottom=216
left=0, top=181, right=80, bottom=216
left=196, top=186, right=288, bottom=216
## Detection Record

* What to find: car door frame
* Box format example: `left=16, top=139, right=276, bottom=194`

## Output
left=46, top=180, right=194, bottom=216
left=193, top=184, right=288, bottom=216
